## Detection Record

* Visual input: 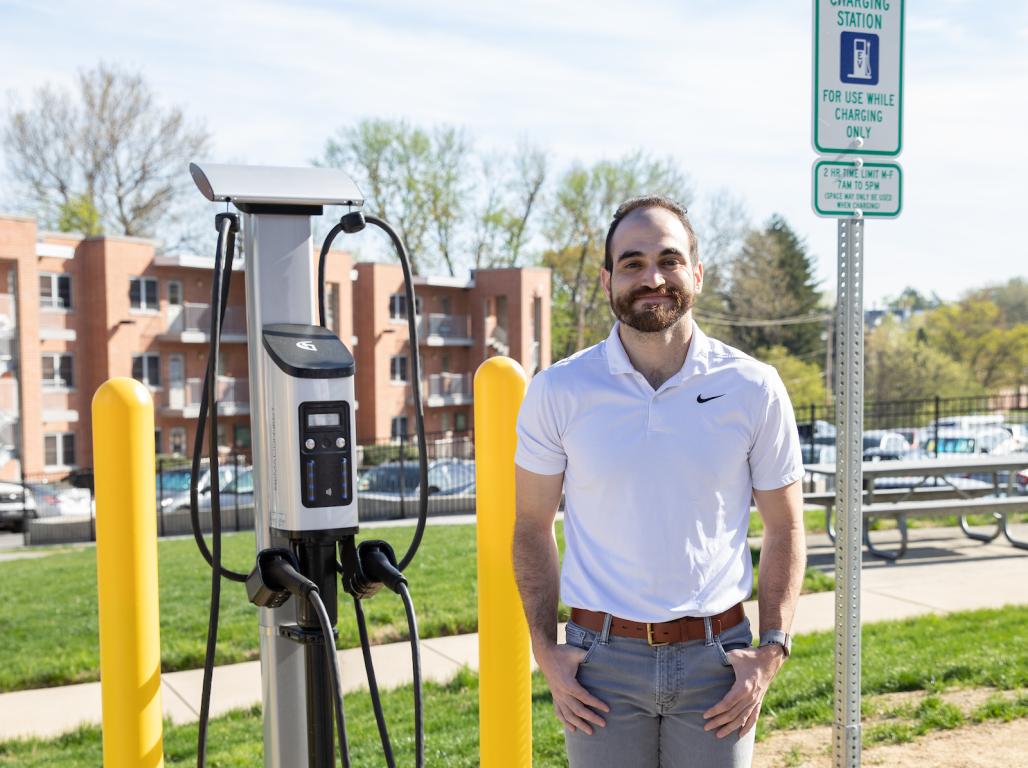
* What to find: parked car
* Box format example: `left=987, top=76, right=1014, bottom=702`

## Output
left=174, top=467, right=255, bottom=515
left=0, top=482, right=36, bottom=532
left=923, top=427, right=1014, bottom=456
left=165, top=464, right=249, bottom=514
left=797, top=420, right=836, bottom=445
left=25, top=482, right=92, bottom=518
left=892, top=427, right=925, bottom=450
left=862, top=430, right=911, bottom=459
left=357, top=459, right=477, bottom=520
left=801, top=443, right=836, bottom=466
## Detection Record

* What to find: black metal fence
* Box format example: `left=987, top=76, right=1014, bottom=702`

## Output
left=795, top=390, right=1028, bottom=491
left=11, top=390, right=1026, bottom=545
left=11, top=430, right=477, bottom=545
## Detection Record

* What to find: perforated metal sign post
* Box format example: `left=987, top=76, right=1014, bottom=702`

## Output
left=834, top=219, right=864, bottom=768
left=813, top=0, right=904, bottom=156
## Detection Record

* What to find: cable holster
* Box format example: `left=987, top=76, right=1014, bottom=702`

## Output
left=340, top=539, right=406, bottom=599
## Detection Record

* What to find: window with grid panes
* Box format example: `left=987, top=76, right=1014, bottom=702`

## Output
left=130, top=277, right=159, bottom=310
left=390, top=355, right=408, bottom=383
left=44, top=433, right=76, bottom=467
left=39, top=273, right=72, bottom=309
left=42, top=353, right=74, bottom=388
left=132, top=353, right=161, bottom=386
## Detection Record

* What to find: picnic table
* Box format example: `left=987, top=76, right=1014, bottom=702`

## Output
left=804, top=454, right=1028, bottom=559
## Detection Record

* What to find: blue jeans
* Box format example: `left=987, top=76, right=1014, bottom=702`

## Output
left=563, top=614, right=756, bottom=767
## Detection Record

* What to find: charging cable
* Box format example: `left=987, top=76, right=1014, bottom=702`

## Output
left=248, top=549, right=352, bottom=768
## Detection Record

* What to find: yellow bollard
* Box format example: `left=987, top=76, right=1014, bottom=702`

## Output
left=93, top=378, right=164, bottom=768
left=475, top=357, right=531, bottom=768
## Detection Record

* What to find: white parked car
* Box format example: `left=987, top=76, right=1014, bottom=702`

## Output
left=0, top=482, right=36, bottom=532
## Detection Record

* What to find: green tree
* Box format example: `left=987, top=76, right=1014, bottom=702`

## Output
left=919, top=299, right=1028, bottom=390
left=884, top=286, right=942, bottom=313
left=321, top=119, right=470, bottom=275
left=471, top=142, right=548, bottom=269
left=966, top=277, right=1028, bottom=326
left=55, top=193, right=102, bottom=235
left=543, top=152, right=692, bottom=360
left=2, top=62, right=209, bottom=237
left=725, top=215, right=823, bottom=358
left=758, top=345, right=826, bottom=408
left=691, top=190, right=749, bottom=341
left=865, top=316, right=983, bottom=402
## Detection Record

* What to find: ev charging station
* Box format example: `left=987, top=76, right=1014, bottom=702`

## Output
left=188, top=163, right=429, bottom=768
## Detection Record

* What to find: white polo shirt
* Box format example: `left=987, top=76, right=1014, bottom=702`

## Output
left=515, top=321, right=804, bottom=622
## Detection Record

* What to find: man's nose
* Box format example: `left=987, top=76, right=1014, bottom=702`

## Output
left=641, top=264, right=665, bottom=288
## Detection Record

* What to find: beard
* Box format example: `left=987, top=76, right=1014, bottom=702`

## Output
left=610, top=283, right=694, bottom=333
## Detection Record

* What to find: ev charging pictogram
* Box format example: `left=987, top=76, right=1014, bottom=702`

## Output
left=840, top=32, right=878, bottom=84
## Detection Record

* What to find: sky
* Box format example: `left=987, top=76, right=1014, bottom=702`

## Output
left=1, top=0, right=1026, bottom=307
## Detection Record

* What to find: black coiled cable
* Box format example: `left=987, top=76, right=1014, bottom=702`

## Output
left=189, top=214, right=247, bottom=584
left=316, top=213, right=429, bottom=570
left=196, top=212, right=238, bottom=767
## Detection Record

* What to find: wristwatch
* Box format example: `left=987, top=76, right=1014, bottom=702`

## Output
left=758, top=630, right=792, bottom=658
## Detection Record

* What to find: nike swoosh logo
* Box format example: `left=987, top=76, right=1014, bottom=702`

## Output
left=696, top=394, right=725, bottom=404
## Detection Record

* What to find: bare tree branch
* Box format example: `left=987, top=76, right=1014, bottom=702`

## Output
left=2, top=62, right=209, bottom=238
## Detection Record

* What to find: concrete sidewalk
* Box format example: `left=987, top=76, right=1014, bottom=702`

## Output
left=1, top=524, right=1026, bottom=741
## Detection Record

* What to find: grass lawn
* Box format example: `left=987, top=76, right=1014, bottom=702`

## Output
left=0, top=521, right=831, bottom=693
left=1, top=606, right=1025, bottom=767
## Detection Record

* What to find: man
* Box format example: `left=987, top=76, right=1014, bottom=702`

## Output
left=513, top=196, right=806, bottom=767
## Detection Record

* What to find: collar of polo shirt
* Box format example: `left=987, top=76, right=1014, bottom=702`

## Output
left=605, top=320, right=711, bottom=384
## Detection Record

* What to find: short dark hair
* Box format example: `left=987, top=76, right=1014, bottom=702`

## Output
left=603, top=195, right=699, bottom=272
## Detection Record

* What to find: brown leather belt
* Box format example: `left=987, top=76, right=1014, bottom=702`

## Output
left=570, top=603, right=746, bottom=647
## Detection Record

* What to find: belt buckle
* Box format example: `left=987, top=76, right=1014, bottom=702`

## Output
left=646, top=623, right=668, bottom=647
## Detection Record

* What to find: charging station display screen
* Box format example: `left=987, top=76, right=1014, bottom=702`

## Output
left=307, top=413, right=340, bottom=428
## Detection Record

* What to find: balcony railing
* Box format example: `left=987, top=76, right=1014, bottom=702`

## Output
left=487, top=324, right=509, bottom=356
left=0, top=294, right=14, bottom=329
left=0, top=377, right=18, bottom=412
left=42, top=388, right=79, bottom=422
left=165, top=376, right=249, bottom=416
left=164, top=302, right=247, bottom=340
left=417, top=314, right=471, bottom=345
left=408, top=372, right=472, bottom=407
left=39, top=310, right=76, bottom=341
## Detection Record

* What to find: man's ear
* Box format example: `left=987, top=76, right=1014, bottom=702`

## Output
left=693, top=260, right=704, bottom=294
left=600, top=267, right=612, bottom=300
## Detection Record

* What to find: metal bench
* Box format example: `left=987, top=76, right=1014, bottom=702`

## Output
left=812, top=496, right=1028, bottom=560
left=806, top=486, right=994, bottom=542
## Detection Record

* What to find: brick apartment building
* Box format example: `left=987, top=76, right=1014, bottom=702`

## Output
left=0, top=214, right=550, bottom=482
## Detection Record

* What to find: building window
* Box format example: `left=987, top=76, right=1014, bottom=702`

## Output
left=169, top=428, right=187, bottom=456
left=391, top=415, right=409, bottom=439
left=440, top=296, right=452, bottom=315
left=130, top=276, right=159, bottom=311
left=455, top=411, right=468, bottom=432
left=440, top=412, right=451, bottom=432
left=44, top=433, right=76, bottom=467
left=168, top=280, right=183, bottom=306
left=234, top=424, right=251, bottom=450
left=154, top=428, right=163, bottom=454
left=390, top=355, right=408, bottom=383
left=389, top=293, right=421, bottom=320
left=41, top=353, right=74, bottom=388
left=132, top=353, right=161, bottom=387
left=39, top=273, right=72, bottom=310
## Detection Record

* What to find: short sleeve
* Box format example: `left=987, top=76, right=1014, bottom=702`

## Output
left=748, top=368, right=805, bottom=491
left=515, top=371, right=567, bottom=475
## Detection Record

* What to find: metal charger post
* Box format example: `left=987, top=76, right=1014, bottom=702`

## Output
left=191, top=163, right=362, bottom=766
